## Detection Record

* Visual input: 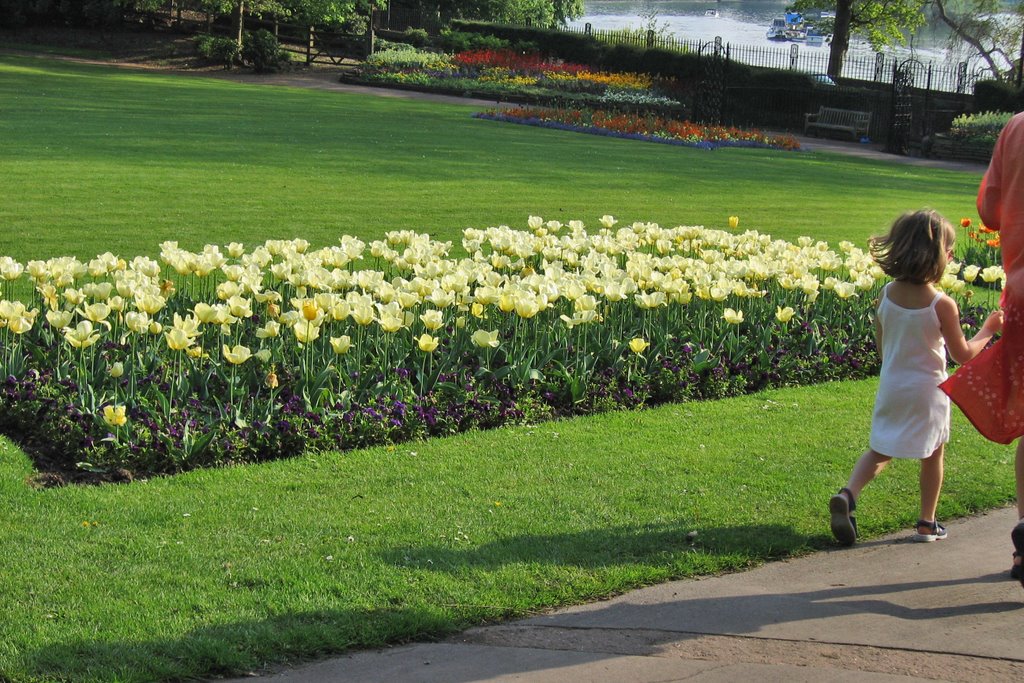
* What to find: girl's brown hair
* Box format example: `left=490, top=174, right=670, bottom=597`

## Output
left=869, top=210, right=954, bottom=284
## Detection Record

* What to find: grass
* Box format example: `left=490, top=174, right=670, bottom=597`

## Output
left=0, top=381, right=1014, bottom=682
left=0, top=53, right=984, bottom=262
left=0, top=53, right=1011, bottom=682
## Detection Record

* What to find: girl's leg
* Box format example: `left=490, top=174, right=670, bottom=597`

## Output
left=918, top=444, right=944, bottom=526
left=830, top=450, right=890, bottom=546
left=844, top=449, right=891, bottom=500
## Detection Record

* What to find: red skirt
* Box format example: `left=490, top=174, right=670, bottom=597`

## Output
left=940, top=296, right=1024, bottom=444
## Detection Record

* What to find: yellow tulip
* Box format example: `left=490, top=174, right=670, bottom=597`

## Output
left=330, top=335, right=352, bottom=354
left=416, top=333, right=439, bottom=353
left=775, top=306, right=796, bottom=323
left=102, top=404, right=128, bottom=428
left=109, top=362, right=124, bottom=378
left=981, top=265, right=1003, bottom=283
left=723, top=308, right=744, bottom=325
left=0, top=300, right=27, bottom=320
left=165, top=327, right=195, bottom=351
left=302, top=300, right=320, bottom=321
left=46, top=309, right=74, bottom=329
left=80, top=302, right=111, bottom=323
left=728, top=216, right=740, bottom=229
left=833, top=282, right=857, bottom=299
left=350, top=304, right=375, bottom=326
left=497, top=293, right=516, bottom=313
left=134, top=293, right=166, bottom=315
left=222, top=344, right=252, bottom=365
left=377, top=311, right=405, bottom=333
left=227, top=295, right=253, bottom=319
left=8, top=316, right=33, bottom=335
left=599, top=215, right=617, bottom=228
left=629, top=338, right=649, bottom=354
left=471, top=329, right=499, bottom=349
left=194, top=303, right=219, bottom=324
left=420, top=309, right=444, bottom=331
left=256, top=321, right=280, bottom=339
left=513, top=295, right=540, bottom=319
left=123, top=311, right=150, bottom=334
left=292, top=320, right=321, bottom=343
left=64, top=320, right=101, bottom=349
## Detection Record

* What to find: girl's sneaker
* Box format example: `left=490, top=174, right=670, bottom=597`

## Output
left=911, top=519, right=948, bottom=543
left=829, top=488, right=857, bottom=546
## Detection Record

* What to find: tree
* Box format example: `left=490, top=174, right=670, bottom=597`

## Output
left=407, top=0, right=580, bottom=27
left=931, top=0, right=1023, bottom=81
left=790, top=0, right=930, bottom=77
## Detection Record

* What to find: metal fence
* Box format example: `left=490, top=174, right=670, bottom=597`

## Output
left=566, top=23, right=986, bottom=94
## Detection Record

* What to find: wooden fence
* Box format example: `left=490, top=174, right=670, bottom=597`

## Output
left=147, top=8, right=373, bottom=64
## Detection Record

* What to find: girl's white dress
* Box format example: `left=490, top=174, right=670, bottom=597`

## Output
left=869, top=283, right=950, bottom=459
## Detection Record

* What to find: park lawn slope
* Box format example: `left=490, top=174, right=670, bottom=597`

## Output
left=0, top=53, right=984, bottom=262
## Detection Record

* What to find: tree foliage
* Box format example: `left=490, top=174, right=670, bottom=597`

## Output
left=932, top=0, right=1023, bottom=82
left=402, top=0, right=580, bottom=27
left=790, top=0, right=929, bottom=77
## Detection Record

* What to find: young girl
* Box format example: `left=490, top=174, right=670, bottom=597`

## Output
left=829, top=209, right=1003, bottom=546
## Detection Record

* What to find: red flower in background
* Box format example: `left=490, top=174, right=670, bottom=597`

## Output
left=453, top=49, right=587, bottom=74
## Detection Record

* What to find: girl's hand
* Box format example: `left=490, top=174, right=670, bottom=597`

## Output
left=982, top=310, right=1004, bottom=335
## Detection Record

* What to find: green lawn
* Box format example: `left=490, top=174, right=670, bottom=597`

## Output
left=0, top=53, right=983, bottom=261
left=0, top=53, right=1012, bottom=683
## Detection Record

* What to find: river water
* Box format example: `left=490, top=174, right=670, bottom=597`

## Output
left=567, top=0, right=969, bottom=66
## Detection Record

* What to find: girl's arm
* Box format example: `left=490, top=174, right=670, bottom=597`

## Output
left=936, top=295, right=1003, bottom=365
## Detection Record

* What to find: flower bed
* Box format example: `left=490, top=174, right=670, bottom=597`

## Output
left=475, top=106, right=802, bottom=151
left=353, top=45, right=684, bottom=110
left=0, top=218, right=999, bottom=480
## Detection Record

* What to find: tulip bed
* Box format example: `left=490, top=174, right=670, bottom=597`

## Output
left=0, top=216, right=1002, bottom=479
left=355, top=45, right=684, bottom=109
left=474, top=106, right=802, bottom=151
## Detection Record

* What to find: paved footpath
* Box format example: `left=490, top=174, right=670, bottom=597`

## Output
left=222, top=507, right=1024, bottom=683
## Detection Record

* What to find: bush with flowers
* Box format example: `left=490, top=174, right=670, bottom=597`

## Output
left=474, top=106, right=801, bottom=151
left=955, top=216, right=1002, bottom=283
left=356, top=45, right=684, bottom=111
left=0, top=216, right=1002, bottom=480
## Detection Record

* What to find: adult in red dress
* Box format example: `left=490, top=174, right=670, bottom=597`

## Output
left=940, top=112, right=1024, bottom=582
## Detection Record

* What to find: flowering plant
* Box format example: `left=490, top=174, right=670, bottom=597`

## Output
left=0, top=218, right=999, bottom=478
left=474, top=106, right=801, bottom=151
left=955, top=216, right=1002, bottom=287
left=356, top=46, right=681, bottom=109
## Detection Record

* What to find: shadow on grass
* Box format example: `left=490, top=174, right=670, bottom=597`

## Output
left=19, top=605, right=459, bottom=682
left=380, top=521, right=814, bottom=572
left=18, top=523, right=808, bottom=681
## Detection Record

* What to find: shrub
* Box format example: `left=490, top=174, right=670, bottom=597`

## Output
left=195, top=34, right=240, bottom=69
left=438, top=28, right=511, bottom=53
left=402, top=27, right=430, bottom=48
left=949, top=110, right=1013, bottom=144
left=973, top=79, right=1023, bottom=114
left=241, top=29, right=286, bottom=73
left=365, top=44, right=453, bottom=70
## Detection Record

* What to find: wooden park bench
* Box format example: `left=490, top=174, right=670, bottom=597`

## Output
left=803, top=106, right=872, bottom=140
